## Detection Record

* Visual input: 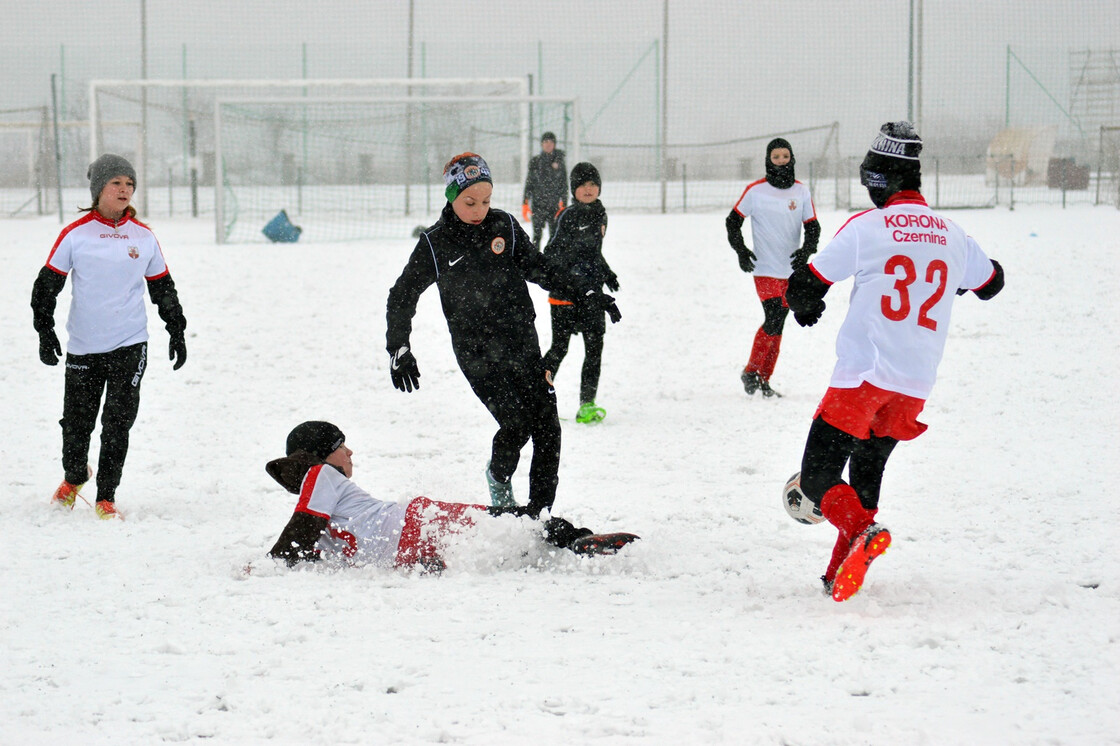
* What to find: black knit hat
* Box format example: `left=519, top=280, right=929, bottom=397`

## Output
left=87, top=153, right=136, bottom=203
left=570, top=162, right=601, bottom=194
left=285, top=421, right=346, bottom=459
left=860, top=121, right=922, bottom=195
left=541, top=131, right=557, bottom=143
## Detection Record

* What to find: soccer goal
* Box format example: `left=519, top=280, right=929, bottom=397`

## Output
left=87, top=78, right=530, bottom=218
left=213, top=95, right=580, bottom=243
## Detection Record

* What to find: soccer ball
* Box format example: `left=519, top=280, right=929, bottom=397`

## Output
left=782, top=472, right=825, bottom=525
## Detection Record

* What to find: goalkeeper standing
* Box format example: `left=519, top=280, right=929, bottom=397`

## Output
left=725, top=138, right=821, bottom=397
left=521, top=132, right=568, bottom=246
left=385, top=153, right=620, bottom=518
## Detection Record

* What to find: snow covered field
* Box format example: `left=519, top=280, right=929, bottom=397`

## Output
left=2, top=204, right=1118, bottom=744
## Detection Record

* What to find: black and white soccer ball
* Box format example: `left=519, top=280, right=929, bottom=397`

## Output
left=782, top=472, right=824, bottom=525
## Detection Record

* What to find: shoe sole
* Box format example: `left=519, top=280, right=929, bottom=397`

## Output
left=831, top=527, right=891, bottom=602
left=571, top=532, right=639, bottom=555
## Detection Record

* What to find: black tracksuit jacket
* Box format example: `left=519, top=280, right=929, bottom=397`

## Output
left=544, top=200, right=613, bottom=302
left=386, top=202, right=589, bottom=380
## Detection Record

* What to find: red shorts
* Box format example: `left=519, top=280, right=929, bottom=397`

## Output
left=395, top=497, right=487, bottom=567
left=814, top=382, right=928, bottom=441
left=754, top=276, right=789, bottom=306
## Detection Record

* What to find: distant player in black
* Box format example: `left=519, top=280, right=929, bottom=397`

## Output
left=542, top=162, right=618, bottom=423
left=521, top=131, right=568, bottom=246
left=386, top=153, right=620, bottom=518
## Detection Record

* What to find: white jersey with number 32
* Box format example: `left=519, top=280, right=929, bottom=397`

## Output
left=809, top=193, right=996, bottom=399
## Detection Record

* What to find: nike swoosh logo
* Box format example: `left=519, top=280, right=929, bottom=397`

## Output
left=578, top=224, right=592, bottom=231
left=548, top=387, right=556, bottom=394
left=449, top=255, right=464, bottom=266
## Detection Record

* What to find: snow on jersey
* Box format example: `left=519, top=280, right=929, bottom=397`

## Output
left=296, top=463, right=407, bottom=566
left=732, top=179, right=817, bottom=278
left=45, top=212, right=169, bottom=355
left=809, top=193, right=996, bottom=399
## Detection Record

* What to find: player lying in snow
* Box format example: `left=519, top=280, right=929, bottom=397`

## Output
left=267, top=421, right=638, bottom=569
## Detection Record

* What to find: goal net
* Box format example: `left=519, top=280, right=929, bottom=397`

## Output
left=214, top=95, right=579, bottom=243
left=1097, top=125, right=1120, bottom=207
left=88, top=78, right=529, bottom=218
left=0, top=106, right=56, bottom=217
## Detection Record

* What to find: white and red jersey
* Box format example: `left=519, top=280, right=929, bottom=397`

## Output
left=809, top=191, right=996, bottom=399
left=732, top=179, right=817, bottom=278
left=295, top=463, right=407, bottom=566
left=45, top=211, right=169, bottom=355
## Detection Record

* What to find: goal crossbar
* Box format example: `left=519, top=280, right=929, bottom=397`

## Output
left=88, top=77, right=528, bottom=164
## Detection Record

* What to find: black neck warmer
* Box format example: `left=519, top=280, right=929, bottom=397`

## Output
left=765, top=137, right=796, bottom=189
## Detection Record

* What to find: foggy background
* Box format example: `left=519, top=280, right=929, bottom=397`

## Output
left=2, top=0, right=1118, bottom=221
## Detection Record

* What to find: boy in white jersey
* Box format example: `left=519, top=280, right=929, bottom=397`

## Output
left=31, top=154, right=188, bottom=519
left=726, top=138, right=821, bottom=396
left=786, top=123, right=1004, bottom=601
left=268, top=421, right=638, bottom=569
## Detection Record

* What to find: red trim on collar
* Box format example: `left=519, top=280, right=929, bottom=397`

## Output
left=884, top=190, right=927, bottom=207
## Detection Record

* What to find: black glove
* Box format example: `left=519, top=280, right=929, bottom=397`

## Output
left=390, top=346, right=421, bottom=392
left=583, top=290, right=622, bottom=324
left=169, top=330, right=187, bottom=370
left=793, top=299, right=826, bottom=327
left=605, top=272, right=620, bottom=292
left=736, top=246, right=756, bottom=273
left=790, top=247, right=815, bottom=272
left=38, top=328, right=61, bottom=366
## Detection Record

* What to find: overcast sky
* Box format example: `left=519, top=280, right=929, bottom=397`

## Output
left=3, top=1, right=1118, bottom=157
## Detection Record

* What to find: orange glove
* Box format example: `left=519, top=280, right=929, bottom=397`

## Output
left=522, top=202, right=532, bottom=222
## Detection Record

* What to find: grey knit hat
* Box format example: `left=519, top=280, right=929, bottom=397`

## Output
left=87, top=153, right=137, bottom=203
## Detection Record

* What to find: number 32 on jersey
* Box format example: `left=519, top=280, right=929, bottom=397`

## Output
left=880, top=255, right=948, bottom=331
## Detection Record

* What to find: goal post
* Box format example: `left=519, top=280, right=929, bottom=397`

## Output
left=1097, top=125, right=1120, bottom=208
left=212, top=94, right=580, bottom=243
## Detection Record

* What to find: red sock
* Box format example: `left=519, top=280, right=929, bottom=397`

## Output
left=824, top=532, right=851, bottom=583
left=745, top=327, right=767, bottom=373
left=820, top=484, right=876, bottom=580
left=758, top=333, right=782, bottom=381
left=820, top=484, right=875, bottom=538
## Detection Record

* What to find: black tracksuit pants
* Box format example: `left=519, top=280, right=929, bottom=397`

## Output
left=463, top=358, right=561, bottom=518
left=61, top=342, right=147, bottom=501
left=531, top=208, right=559, bottom=248
left=800, top=417, right=899, bottom=511
left=542, top=303, right=606, bottom=406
